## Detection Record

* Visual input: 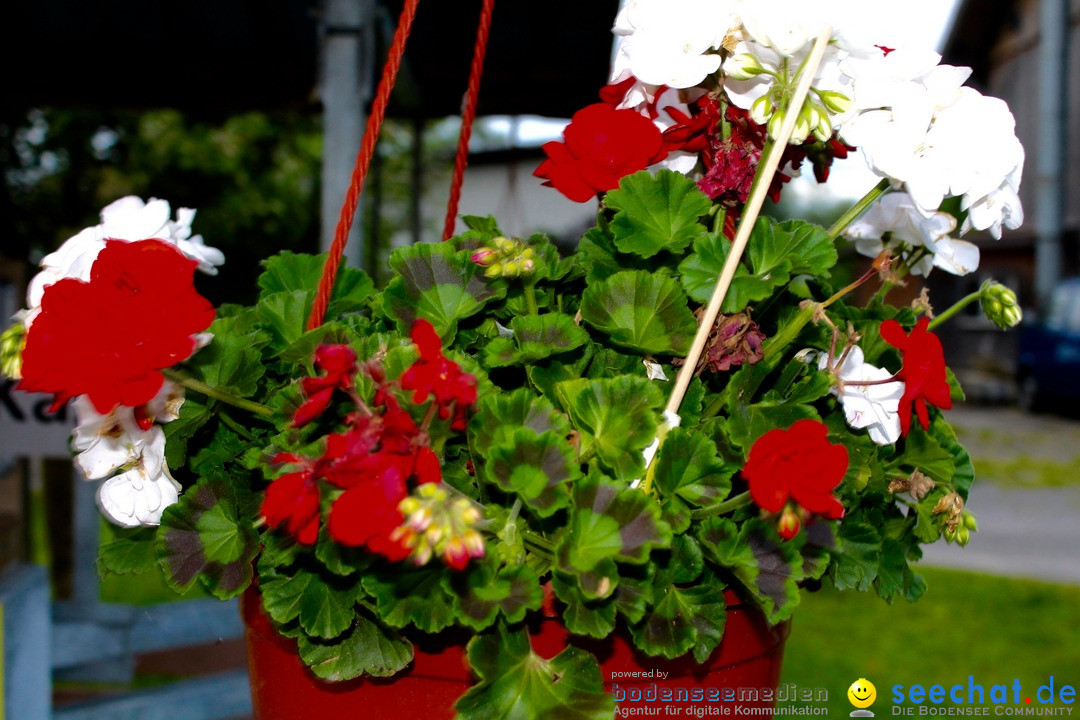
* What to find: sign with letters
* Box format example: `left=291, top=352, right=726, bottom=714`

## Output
left=0, top=380, right=74, bottom=461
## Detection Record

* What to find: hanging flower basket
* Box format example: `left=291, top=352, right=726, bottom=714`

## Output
left=242, top=585, right=789, bottom=719
left=0, top=0, right=1028, bottom=718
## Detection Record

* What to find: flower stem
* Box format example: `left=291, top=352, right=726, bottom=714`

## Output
left=827, top=178, right=890, bottom=240
left=162, top=368, right=273, bottom=417
left=690, top=491, right=753, bottom=520
left=523, top=282, right=539, bottom=316
left=218, top=412, right=260, bottom=442
left=520, top=529, right=554, bottom=551
left=928, top=289, right=983, bottom=331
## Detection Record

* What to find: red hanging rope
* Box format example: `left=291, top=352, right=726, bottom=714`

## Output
left=441, top=0, right=496, bottom=242
left=308, top=0, right=422, bottom=331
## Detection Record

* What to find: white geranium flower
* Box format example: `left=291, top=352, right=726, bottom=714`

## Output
left=820, top=346, right=903, bottom=445
left=843, top=193, right=977, bottom=275
left=25, top=196, right=225, bottom=324
left=961, top=161, right=1024, bottom=240
left=25, top=226, right=107, bottom=310
left=611, top=0, right=736, bottom=89
left=735, top=0, right=837, bottom=57
left=96, top=459, right=181, bottom=528
left=71, top=398, right=159, bottom=480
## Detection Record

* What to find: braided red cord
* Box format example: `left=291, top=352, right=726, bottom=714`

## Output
left=308, top=0, right=422, bottom=331
left=441, top=0, right=496, bottom=242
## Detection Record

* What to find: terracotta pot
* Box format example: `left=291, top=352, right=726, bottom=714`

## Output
left=242, top=586, right=790, bottom=719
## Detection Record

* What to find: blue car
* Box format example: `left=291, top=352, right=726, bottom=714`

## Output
left=1017, top=277, right=1080, bottom=412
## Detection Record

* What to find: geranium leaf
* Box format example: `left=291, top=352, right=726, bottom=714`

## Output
left=257, top=251, right=374, bottom=317
left=580, top=270, right=697, bottom=355
left=194, top=317, right=267, bottom=396
left=768, top=220, right=837, bottom=277
left=257, top=561, right=360, bottom=640
left=163, top=396, right=210, bottom=469
left=678, top=230, right=781, bottom=312
left=382, top=241, right=505, bottom=340
left=483, top=313, right=589, bottom=367
left=557, top=473, right=671, bottom=573
left=628, top=574, right=727, bottom=661
left=551, top=571, right=618, bottom=638
left=829, top=521, right=882, bottom=592
left=930, top=414, right=974, bottom=499
left=896, top=423, right=955, bottom=485
left=455, top=625, right=614, bottom=720
left=725, top=400, right=820, bottom=451
left=446, top=561, right=544, bottom=631
left=471, top=388, right=571, bottom=456
left=653, top=428, right=735, bottom=507
left=555, top=376, right=663, bottom=480
left=697, top=518, right=803, bottom=624
left=257, top=290, right=312, bottom=353
left=362, top=566, right=457, bottom=633
left=296, top=610, right=412, bottom=681
left=97, top=526, right=159, bottom=576
left=513, top=313, right=589, bottom=359
left=158, top=475, right=258, bottom=600
left=606, top=169, right=711, bottom=258
left=486, top=428, right=580, bottom=517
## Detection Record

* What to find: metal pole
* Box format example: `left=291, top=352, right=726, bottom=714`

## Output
left=320, top=0, right=376, bottom=270
left=1035, top=0, right=1069, bottom=310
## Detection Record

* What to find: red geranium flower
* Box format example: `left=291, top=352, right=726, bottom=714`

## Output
left=19, top=239, right=214, bottom=413
left=293, top=344, right=359, bottom=427
left=881, top=316, right=953, bottom=436
left=744, top=419, right=848, bottom=520
left=400, top=319, right=477, bottom=430
left=534, top=103, right=667, bottom=202
left=260, top=454, right=322, bottom=545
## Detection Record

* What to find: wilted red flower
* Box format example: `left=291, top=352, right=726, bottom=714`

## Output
left=400, top=319, right=477, bottom=429
left=744, top=419, right=848, bottom=520
left=19, top=239, right=214, bottom=413
left=881, top=316, right=952, bottom=436
left=292, top=344, right=359, bottom=427
left=260, top=455, right=321, bottom=545
left=534, top=103, right=667, bottom=202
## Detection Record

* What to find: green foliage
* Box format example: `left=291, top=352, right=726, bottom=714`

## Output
left=580, top=270, right=698, bottom=355
left=455, top=626, right=615, bottom=720
left=606, top=169, right=712, bottom=258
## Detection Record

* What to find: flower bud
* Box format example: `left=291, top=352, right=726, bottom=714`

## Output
left=471, top=248, right=496, bottom=266
left=818, top=90, right=853, bottom=115
left=777, top=506, right=801, bottom=540
left=0, top=321, right=26, bottom=380
left=980, top=281, right=1022, bottom=329
left=751, top=95, right=774, bottom=127
left=725, top=53, right=766, bottom=81
left=962, top=510, right=978, bottom=532
left=484, top=262, right=503, bottom=278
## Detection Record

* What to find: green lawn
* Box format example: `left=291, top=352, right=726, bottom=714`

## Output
left=780, top=568, right=1080, bottom=716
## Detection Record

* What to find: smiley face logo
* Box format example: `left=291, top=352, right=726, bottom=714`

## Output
left=848, top=678, right=877, bottom=709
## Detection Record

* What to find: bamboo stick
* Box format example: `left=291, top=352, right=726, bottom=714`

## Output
left=663, top=28, right=835, bottom=417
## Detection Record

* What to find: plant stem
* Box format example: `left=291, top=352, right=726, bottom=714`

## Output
left=218, top=412, right=259, bottom=442
left=690, top=491, right=752, bottom=520
left=523, top=282, right=539, bottom=315
left=827, top=178, right=890, bottom=240
left=520, top=529, right=554, bottom=552
left=928, top=289, right=983, bottom=331
left=162, top=368, right=273, bottom=417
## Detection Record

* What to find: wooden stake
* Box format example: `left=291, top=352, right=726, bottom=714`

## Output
left=664, top=29, right=835, bottom=417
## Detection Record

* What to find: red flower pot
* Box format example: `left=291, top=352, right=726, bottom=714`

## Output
left=242, top=587, right=790, bottom=719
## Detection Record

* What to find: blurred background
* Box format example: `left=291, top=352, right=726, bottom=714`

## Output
left=1, top=1, right=1078, bottom=718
